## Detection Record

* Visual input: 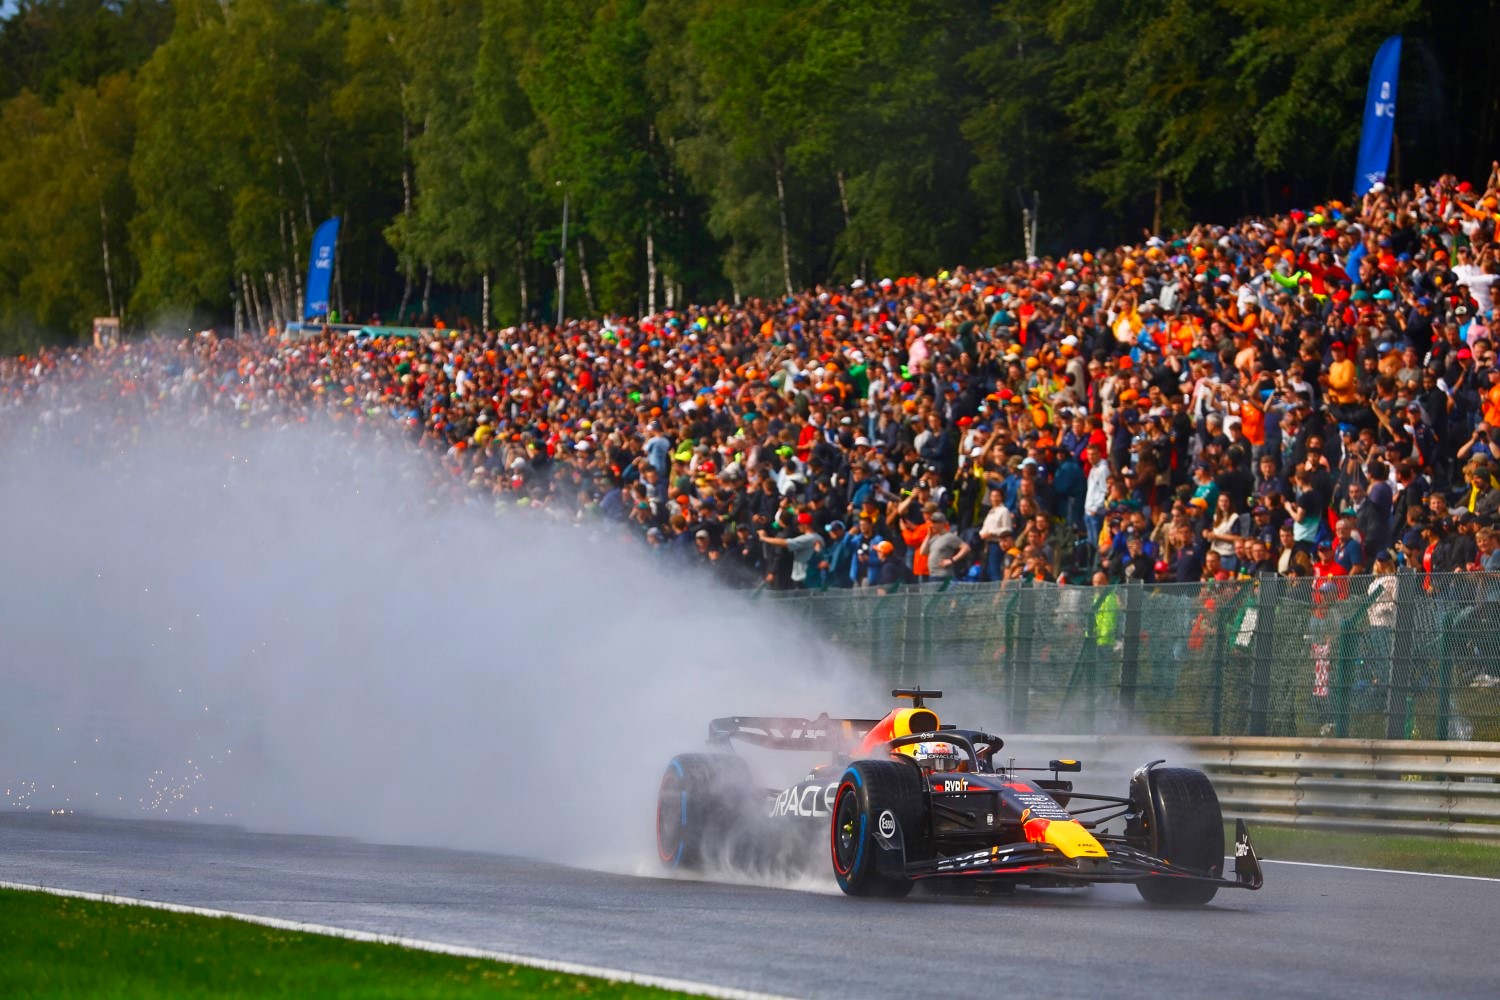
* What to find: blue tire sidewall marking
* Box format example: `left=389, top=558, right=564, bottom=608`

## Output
left=668, top=758, right=686, bottom=867
left=853, top=815, right=866, bottom=876
left=842, top=768, right=867, bottom=878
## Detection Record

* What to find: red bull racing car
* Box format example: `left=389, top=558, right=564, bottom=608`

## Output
left=656, top=688, right=1262, bottom=902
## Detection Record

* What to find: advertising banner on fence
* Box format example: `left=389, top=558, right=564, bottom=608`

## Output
left=304, top=217, right=340, bottom=319
left=1354, top=35, right=1401, bottom=196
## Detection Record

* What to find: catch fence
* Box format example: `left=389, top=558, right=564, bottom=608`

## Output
left=758, top=572, right=1500, bottom=742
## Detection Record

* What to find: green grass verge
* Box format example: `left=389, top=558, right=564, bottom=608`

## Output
left=0, top=888, right=692, bottom=999
left=1233, top=823, right=1500, bottom=878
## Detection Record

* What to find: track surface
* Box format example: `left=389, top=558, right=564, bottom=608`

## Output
left=2, top=813, right=1497, bottom=999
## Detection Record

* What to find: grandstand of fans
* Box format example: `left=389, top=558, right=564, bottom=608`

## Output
left=3, top=170, right=1500, bottom=591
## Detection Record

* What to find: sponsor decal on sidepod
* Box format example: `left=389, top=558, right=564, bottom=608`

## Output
left=769, top=782, right=839, bottom=819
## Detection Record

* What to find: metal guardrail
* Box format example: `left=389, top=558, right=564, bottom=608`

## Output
left=1005, top=735, right=1500, bottom=842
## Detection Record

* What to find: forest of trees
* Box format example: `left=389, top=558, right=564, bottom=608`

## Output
left=0, top=0, right=1495, bottom=350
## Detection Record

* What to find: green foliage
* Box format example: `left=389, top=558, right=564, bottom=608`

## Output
left=0, top=0, right=1485, bottom=345
left=0, top=72, right=135, bottom=352
left=1233, top=823, right=1500, bottom=877
left=0, top=887, right=692, bottom=998
left=0, top=0, right=172, bottom=102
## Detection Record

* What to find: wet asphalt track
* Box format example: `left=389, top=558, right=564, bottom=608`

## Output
left=2, top=813, right=1498, bottom=999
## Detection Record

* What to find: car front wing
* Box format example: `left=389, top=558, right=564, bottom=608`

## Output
left=905, top=818, right=1264, bottom=890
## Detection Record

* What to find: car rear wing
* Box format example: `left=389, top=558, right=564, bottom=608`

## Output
left=708, top=714, right=885, bottom=751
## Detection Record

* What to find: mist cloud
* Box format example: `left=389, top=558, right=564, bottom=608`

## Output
left=1, top=420, right=881, bottom=871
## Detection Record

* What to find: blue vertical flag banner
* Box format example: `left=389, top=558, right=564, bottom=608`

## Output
left=1354, top=36, right=1402, bottom=196
left=303, top=217, right=341, bottom=319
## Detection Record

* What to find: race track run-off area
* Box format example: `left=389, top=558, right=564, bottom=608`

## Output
left=2, top=814, right=1498, bottom=999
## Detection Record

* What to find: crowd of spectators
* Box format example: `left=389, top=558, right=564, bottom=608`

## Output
left=5, top=169, right=1500, bottom=591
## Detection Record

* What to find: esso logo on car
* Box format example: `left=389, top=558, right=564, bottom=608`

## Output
left=878, top=810, right=897, bottom=838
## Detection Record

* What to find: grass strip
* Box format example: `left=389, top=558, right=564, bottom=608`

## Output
left=1233, top=823, right=1500, bottom=878
left=0, top=887, right=696, bottom=999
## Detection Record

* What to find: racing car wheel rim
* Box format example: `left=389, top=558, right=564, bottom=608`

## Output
left=831, top=781, right=859, bottom=875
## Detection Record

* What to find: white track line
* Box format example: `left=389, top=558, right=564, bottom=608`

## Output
left=0, top=879, right=796, bottom=1000
left=1254, top=859, right=1500, bottom=883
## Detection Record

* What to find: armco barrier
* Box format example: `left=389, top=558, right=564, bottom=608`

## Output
left=1004, top=735, right=1500, bottom=842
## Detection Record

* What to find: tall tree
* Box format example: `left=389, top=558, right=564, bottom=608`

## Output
left=0, top=73, right=135, bottom=350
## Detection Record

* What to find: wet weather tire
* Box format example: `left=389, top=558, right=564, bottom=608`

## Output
left=830, top=759, right=927, bottom=898
left=1135, top=766, right=1224, bottom=905
left=656, top=754, right=754, bottom=872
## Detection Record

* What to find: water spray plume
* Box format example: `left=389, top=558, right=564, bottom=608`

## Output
left=0, top=421, right=881, bottom=873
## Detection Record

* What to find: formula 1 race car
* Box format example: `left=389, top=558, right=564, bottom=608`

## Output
left=656, top=688, right=1263, bottom=902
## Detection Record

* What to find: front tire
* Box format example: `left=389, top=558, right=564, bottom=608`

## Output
left=830, top=759, right=927, bottom=897
left=1132, top=766, right=1224, bottom=905
left=656, top=754, right=754, bottom=872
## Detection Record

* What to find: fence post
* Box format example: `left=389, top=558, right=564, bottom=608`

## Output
left=1058, top=590, right=1112, bottom=734
left=1013, top=580, right=1034, bottom=731
left=1386, top=571, right=1421, bottom=740
left=1435, top=606, right=1459, bottom=741
left=1331, top=595, right=1375, bottom=739
left=1002, top=584, right=1020, bottom=729
left=1210, top=585, right=1250, bottom=737
left=1120, top=579, right=1142, bottom=722
left=897, top=589, right=915, bottom=686
left=1248, top=574, right=1281, bottom=737
left=918, top=579, right=954, bottom=684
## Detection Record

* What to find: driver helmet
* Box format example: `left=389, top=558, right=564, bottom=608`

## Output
left=911, top=741, right=964, bottom=772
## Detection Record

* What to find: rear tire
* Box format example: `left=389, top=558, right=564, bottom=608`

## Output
left=656, top=754, right=754, bottom=872
left=830, top=759, right=927, bottom=897
left=1133, top=766, right=1224, bottom=905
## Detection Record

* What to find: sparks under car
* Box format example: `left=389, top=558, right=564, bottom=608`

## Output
left=656, top=688, right=1262, bottom=902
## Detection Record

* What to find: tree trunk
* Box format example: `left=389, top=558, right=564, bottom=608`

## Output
left=1152, top=178, right=1163, bottom=235
left=72, top=112, right=119, bottom=320
left=646, top=223, right=657, bottom=315
left=421, top=267, right=432, bottom=319
left=577, top=239, right=596, bottom=315
left=516, top=241, right=528, bottom=319
left=481, top=270, right=490, bottom=334
left=333, top=205, right=346, bottom=321
left=283, top=264, right=298, bottom=325
left=397, top=97, right=414, bottom=324
left=836, top=169, right=851, bottom=232
left=277, top=209, right=297, bottom=323
left=264, top=272, right=282, bottom=333
left=98, top=200, right=116, bottom=319
left=287, top=146, right=315, bottom=235
left=245, top=272, right=264, bottom=336
left=775, top=163, right=793, bottom=297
